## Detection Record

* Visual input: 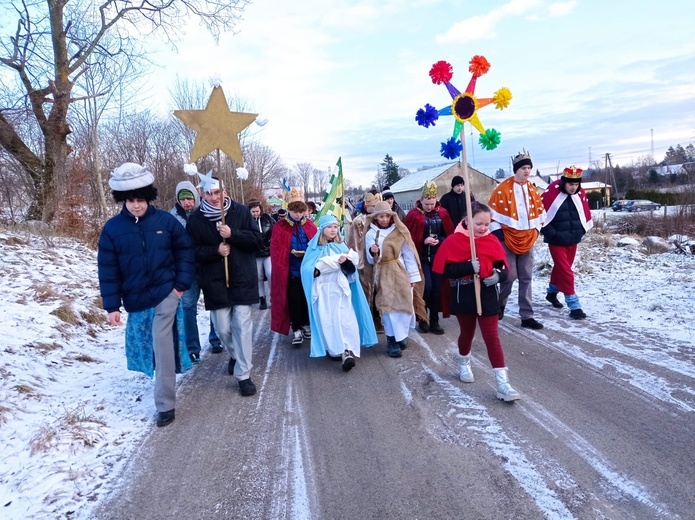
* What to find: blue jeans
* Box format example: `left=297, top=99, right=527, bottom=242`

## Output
left=181, top=280, right=202, bottom=355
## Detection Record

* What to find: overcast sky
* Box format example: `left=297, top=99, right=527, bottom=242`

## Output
left=26, top=1, right=695, bottom=188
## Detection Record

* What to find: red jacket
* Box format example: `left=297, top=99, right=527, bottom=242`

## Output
left=270, top=217, right=317, bottom=334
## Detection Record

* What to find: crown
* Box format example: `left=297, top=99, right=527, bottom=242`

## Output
left=421, top=180, right=438, bottom=200
left=288, top=187, right=304, bottom=203
left=562, top=165, right=583, bottom=179
left=511, top=149, right=533, bottom=172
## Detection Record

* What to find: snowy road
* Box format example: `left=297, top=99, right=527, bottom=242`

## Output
left=92, top=298, right=695, bottom=520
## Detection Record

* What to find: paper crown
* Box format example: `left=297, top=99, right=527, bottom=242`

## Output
left=562, top=166, right=583, bottom=179
left=421, top=181, right=438, bottom=200
left=288, top=187, right=304, bottom=203
left=512, top=150, right=533, bottom=172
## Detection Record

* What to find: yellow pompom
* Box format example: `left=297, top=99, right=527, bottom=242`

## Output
left=493, top=87, right=512, bottom=110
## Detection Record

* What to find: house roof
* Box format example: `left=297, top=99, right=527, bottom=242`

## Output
left=389, top=163, right=458, bottom=193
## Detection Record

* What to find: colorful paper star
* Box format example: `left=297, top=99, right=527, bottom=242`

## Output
left=415, top=55, right=512, bottom=159
left=174, top=86, right=258, bottom=164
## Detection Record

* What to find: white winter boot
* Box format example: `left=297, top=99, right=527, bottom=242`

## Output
left=494, top=367, right=521, bottom=401
left=458, top=354, right=474, bottom=383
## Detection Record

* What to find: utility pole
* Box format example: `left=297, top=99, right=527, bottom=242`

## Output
left=605, top=153, right=618, bottom=201
left=650, top=129, right=654, bottom=163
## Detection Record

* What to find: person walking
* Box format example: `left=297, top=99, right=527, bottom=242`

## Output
left=300, top=215, right=378, bottom=371
left=98, top=163, right=195, bottom=427
left=439, top=174, right=476, bottom=227
left=404, top=181, right=454, bottom=334
left=432, top=202, right=521, bottom=402
left=540, top=166, right=592, bottom=319
left=186, top=177, right=263, bottom=397
left=365, top=201, right=426, bottom=358
left=270, top=190, right=317, bottom=346
left=248, top=200, right=274, bottom=310
left=381, top=190, right=407, bottom=222
left=488, top=151, right=546, bottom=330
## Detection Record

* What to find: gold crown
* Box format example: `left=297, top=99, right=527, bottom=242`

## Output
left=421, top=180, right=438, bottom=200
left=562, top=165, right=583, bottom=179
left=288, top=187, right=304, bottom=203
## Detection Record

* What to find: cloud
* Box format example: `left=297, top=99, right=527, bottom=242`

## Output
left=548, top=1, right=577, bottom=17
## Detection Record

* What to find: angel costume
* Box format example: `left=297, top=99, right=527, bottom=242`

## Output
left=300, top=215, right=378, bottom=367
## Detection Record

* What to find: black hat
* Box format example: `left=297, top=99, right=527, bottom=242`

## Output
left=451, top=175, right=464, bottom=188
left=382, top=190, right=394, bottom=201
left=512, top=151, right=533, bottom=172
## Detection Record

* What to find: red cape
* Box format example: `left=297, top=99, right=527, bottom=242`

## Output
left=432, top=229, right=508, bottom=317
left=270, top=217, right=317, bottom=335
left=403, top=201, right=455, bottom=258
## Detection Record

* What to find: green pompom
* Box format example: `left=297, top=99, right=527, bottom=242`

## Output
left=479, top=128, right=501, bottom=150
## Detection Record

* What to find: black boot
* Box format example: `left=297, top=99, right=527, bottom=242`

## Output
left=545, top=292, right=563, bottom=308
left=417, top=320, right=430, bottom=333
left=259, top=296, right=267, bottom=310
left=386, top=336, right=402, bottom=358
left=429, top=318, right=444, bottom=335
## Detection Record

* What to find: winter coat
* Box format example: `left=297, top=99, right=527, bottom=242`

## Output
left=98, top=204, right=195, bottom=313
left=439, top=189, right=476, bottom=227
left=252, top=213, right=275, bottom=257
left=403, top=201, right=455, bottom=263
left=432, top=229, right=508, bottom=316
left=186, top=200, right=263, bottom=309
left=541, top=197, right=586, bottom=246
left=169, top=180, right=200, bottom=228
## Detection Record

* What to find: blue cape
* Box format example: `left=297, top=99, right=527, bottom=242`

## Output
left=300, top=215, right=377, bottom=357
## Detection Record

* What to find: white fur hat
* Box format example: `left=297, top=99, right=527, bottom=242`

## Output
left=109, top=163, right=155, bottom=191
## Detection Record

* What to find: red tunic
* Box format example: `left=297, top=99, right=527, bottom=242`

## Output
left=270, top=217, right=317, bottom=335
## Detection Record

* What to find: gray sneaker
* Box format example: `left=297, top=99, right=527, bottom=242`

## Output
left=292, top=329, right=303, bottom=346
left=341, top=350, right=356, bottom=372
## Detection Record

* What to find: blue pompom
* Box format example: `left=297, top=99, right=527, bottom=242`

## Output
left=415, top=103, right=439, bottom=128
left=440, top=137, right=462, bottom=160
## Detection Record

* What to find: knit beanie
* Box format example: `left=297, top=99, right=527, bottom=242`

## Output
left=512, top=152, right=533, bottom=173
left=109, top=163, right=154, bottom=191
left=451, top=175, right=464, bottom=188
left=177, top=189, right=195, bottom=201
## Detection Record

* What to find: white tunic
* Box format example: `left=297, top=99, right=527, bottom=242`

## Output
left=365, top=223, right=421, bottom=342
left=311, top=249, right=362, bottom=357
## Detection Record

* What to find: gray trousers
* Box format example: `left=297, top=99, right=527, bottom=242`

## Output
left=211, top=305, right=254, bottom=381
left=499, top=243, right=535, bottom=320
left=153, top=290, right=180, bottom=412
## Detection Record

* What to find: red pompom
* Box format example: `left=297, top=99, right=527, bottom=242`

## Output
left=468, top=55, right=490, bottom=77
left=429, top=61, right=453, bottom=84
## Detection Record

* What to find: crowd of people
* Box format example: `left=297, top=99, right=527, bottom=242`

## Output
left=97, top=151, right=592, bottom=426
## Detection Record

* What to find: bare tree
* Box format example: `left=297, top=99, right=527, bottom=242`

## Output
left=0, top=0, right=249, bottom=222
left=243, top=142, right=287, bottom=194
left=312, top=166, right=330, bottom=199
left=293, top=162, right=313, bottom=199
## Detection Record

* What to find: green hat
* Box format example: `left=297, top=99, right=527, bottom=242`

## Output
left=178, top=189, right=195, bottom=201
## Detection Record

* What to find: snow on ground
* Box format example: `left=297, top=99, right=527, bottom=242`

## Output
left=0, top=213, right=693, bottom=519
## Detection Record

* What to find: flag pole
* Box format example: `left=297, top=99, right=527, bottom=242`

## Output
left=460, top=127, right=482, bottom=314
left=218, top=149, right=229, bottom=288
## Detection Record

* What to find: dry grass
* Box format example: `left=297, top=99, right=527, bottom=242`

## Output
left=80, top=308, right=105, bottom=325
left=29, top=405, right=107, bottom=455
left=33, top=283, right=58, bottom=302
left=26, top=341, right=62, bottom=354
left=0, top=403, right=10, bottom=425
left=1, top=235, right=28, bottom=246
left=73, top=354, right=99, bottom=363
left=50, top=303, right=79, bottom=325
left=14, top=383, right=38, bottom=396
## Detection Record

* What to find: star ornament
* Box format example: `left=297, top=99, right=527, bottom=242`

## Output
left=174, top=86, right=258, bottom=164
left=415, top=56, right=512, bottom=160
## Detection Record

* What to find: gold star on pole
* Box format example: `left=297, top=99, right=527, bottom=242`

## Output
left=174, top=86, right=257, bottom=164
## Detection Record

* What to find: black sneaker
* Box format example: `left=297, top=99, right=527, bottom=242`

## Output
left=499, top=305, right=505, bottom=320
left=545, top=293, right=563, bottom=309
left=417, top=320, right=430, bottom=333
left=521, top=318, right=544, bottom=330
left=341, top=350, right=356, bottom=372
left=569, top=309, right=587, bottom=320
left=429, top=320, right=444, bottom=335
left=259, top=297, right=267, bottom=310
left=189, top=352, right=200, bottom=363
left=228, top=357, right=236, bottom=375
left=239, top=378, right=257, bottom=396
left=156, top=409, right=175, bottom=427
left=211, top=345, right=224, bottom=354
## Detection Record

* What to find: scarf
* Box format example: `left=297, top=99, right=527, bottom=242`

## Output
left=200, top=197, right=232, bottom=221
left=432, top=222, right=507, bottom=279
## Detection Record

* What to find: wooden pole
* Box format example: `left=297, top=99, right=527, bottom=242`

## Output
left=217, top=149, right=229, bottom=288
left=460, top=127, right=482, bottom=315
